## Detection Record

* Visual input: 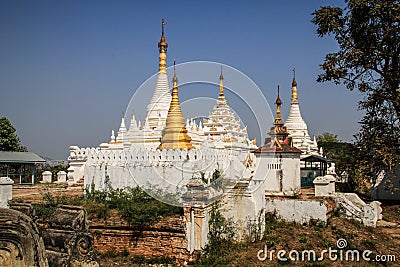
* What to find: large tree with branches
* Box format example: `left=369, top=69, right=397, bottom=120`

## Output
left=312, top=0, right=400, bottom=183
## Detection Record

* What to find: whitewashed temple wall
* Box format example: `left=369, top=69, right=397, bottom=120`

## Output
left=220, top=178, right=268, bottom=240
left=252, top=153, right=301, bottom=195
left=78, top=146, right=247, bottom=193
left=265, top=198, right=328, bottom=224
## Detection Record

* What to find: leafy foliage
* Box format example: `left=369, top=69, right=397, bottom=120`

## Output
left=0, top=117, right=27, bottom=152
left=312, top=1, right=400, bottom=187
left=84, top=186, right=183, bottom=228
left=33, top=186, right=182, bottom=228
left=200, top=169, right=223, bottom=191
left=33, top=188, right=83, bottom=220
left=312, top=1, right=400, bottom=104
left=355, top=95, right=400, bottom=184
left=317, top=133, right=363, bottom=191
left=196, top=203, right=238, bottom=266
left=317, top=132, right=340, bottom=144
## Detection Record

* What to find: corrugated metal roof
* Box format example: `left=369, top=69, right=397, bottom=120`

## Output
left=301, top=155, right=331, bottom=163
left=0, top=152, right=46, bottom=163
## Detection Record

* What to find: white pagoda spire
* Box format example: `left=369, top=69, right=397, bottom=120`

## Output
left=145, top=18, right=172, bottom=130
left=284, top=70, right=318, bottom=155
left=129, top=113, right=138, bottom=131
left=110, top=130, right=115, bottom=143
left=285, top=71, right=309, bottom=136
left=116, top=114, right=127, bottom=143
left=199, top=67, right=257, bottom=150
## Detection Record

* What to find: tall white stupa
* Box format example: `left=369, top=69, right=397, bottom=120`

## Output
left=284, top=71, right=318, bottom=156
left=145, top=18, right=172, bottom=130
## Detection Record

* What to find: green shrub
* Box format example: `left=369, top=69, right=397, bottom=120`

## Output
left=195, top=203, right=239, bottom=266
left=34, top=185, right=182, bottom=227
left=84, top=186, right=182, bottom=228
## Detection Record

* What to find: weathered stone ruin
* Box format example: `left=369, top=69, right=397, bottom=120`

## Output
left=0, top=207, right=48, bottom=267
left=1, top=203, right=99, bottom=267
left=41, top=205, right=99, bottom=267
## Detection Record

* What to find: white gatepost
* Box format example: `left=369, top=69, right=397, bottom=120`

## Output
left=57, top=171, right=67, bottom=183
left=314, top=175, right=336, bottom=197
left=42, top=171, right=52, bottom=183
left=0, top=177, right=14, bottom=208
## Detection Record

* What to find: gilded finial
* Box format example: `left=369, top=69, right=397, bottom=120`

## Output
left=271, top=84, right=286, bottom=138
left=158, top=18, right=168, bottom=72
left=158, top=18, right=168, bottom=51
left=273, top=84, right=284, bottom=127
left=218, top=66, right=226, bottom=104
left=172, top=60, right=178, bottom=84
left=276, top=85, right=282, bottom=105
left=292, top=67, right=297, bottom=87
left=291, top=68, right=298, bottom=103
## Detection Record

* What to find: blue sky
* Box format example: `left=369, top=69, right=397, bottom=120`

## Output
left=0, top=0, right=362, bottom=160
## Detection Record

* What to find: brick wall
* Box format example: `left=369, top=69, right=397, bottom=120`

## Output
left=90, top=215, right=191, bottom=262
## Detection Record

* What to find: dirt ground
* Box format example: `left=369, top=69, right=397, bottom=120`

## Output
left=12, top=183, right=84, bottom=203
left=11, top=184, right=400, bottom=266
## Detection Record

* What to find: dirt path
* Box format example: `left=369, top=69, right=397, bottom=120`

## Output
left=12, top=184, right=84, bottom=203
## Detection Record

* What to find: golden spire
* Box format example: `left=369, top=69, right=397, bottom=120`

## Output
left=291, top=68, right=298, bottom=103
left=158, top=61, right=194, bottom=150
left=217, top=66, right=227, bottom=104
left=158, top=18, right=168, bottom=73
left=269, top=85, right=288, bottom=141
left=274, top=85, right=284, bottom=126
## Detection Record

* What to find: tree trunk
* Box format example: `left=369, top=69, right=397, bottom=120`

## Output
left=391, top=87, right=400, bottom=120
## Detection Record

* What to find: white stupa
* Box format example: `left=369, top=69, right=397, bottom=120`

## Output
left=145, top=18, right=172, bottom=130
left=284, top=73, right=318, bottom=156
left=200, top=68, right=257, bottom=150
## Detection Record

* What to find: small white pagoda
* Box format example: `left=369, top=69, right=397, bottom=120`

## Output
left=284, top=72, right=319, bottom=157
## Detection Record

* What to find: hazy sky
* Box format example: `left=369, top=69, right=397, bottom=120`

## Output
left=0, top=0, right=363, bottom=160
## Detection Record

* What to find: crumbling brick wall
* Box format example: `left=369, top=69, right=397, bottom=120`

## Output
left=90, top=215, right=191, bottom=262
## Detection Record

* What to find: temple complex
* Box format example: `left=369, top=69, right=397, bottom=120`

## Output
left=61, top=20, right=386, bottom=254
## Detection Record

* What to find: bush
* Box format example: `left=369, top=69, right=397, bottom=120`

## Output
left=84, top=186, right=183, bottom=228
left=33, top=186, right=182, bottom=228
left=195, top=203, right=239, bottom=266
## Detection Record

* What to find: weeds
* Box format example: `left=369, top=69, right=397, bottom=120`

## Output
left=362, top=239, right=377, bottom=250
left=34, top=186, right=182, bottom=228
left=245, top=209, right=264, bottom=242
left=299, top=235, right=308, bottom=243
left=195, top=202, right=239, bottom=266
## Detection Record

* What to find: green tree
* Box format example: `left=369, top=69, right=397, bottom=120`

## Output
left=312, top=0, right=400, bottom=183
left=312, top=0, right=400, bottom=116
left=0, top=117, right=27, bottom=152
left=317, top=132, right=359, bottom=190
left=317, top=132, right=340, bottom=144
